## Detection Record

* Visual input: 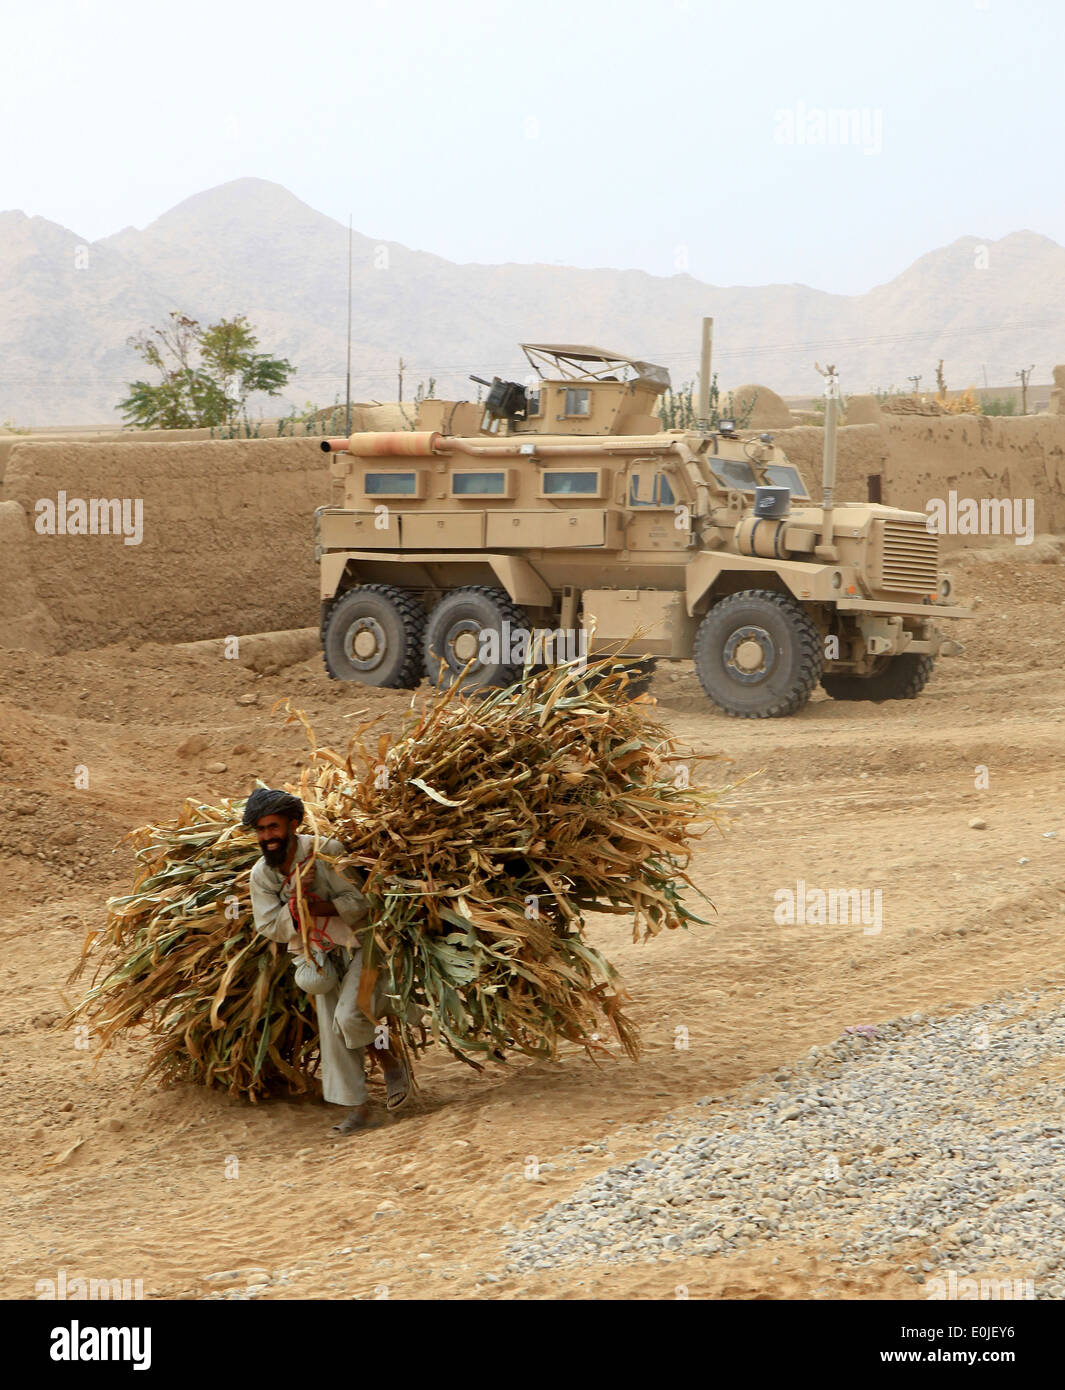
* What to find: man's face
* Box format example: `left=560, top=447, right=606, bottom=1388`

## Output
left=255, top=813, right=297, bottom=867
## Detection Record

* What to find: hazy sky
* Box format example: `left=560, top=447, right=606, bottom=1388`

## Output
left=2, top=0, right=1062, bottom=294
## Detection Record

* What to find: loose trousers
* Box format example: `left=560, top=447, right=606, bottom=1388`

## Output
left=312, top=948, right=419, bottom=1107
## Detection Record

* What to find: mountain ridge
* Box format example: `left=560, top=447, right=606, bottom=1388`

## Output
left=2, top=178, right=1062, bottom=425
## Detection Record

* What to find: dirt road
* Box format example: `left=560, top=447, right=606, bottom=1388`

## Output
left=2, top=549, right=1063, bottom=1299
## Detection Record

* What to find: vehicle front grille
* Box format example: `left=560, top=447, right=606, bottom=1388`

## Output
left=878, top=520, right=939, bottom=594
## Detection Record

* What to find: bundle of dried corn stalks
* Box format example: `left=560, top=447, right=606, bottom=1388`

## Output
left=67, top=801, right=320, bottom=1100
left=68, top=660, right=725, bottom=1101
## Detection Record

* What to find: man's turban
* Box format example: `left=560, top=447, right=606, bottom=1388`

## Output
left=241, top=788, right=305, bottom=828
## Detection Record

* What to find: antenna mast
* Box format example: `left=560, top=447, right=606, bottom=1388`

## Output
left=344, top=215, right=353, bottom=436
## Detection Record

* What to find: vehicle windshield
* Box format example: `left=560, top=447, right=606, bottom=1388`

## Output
left=709, top=458, right=759, bottom=491
left=764, top=464, right=809, bottom=498
left=710, top=458, right=810, bottom=498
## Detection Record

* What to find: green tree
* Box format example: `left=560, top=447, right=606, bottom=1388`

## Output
left=981, top=395, right=1017, bottom=416
left=119, top=312, right=295, bottom=429
left=656, top=375, right=757, bottom=430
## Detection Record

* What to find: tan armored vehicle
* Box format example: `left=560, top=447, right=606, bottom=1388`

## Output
left=316, top=331, right=969, bottom=717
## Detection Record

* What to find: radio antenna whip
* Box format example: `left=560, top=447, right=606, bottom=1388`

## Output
left=345, top=214, right=353, bottom=436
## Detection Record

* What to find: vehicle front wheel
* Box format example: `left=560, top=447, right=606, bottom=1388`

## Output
left=693, top=589, right=823, bottom=718
left=321, top=584, right=425, bottom=687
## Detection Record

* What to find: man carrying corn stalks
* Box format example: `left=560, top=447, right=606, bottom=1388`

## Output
left=244, top=788, right=414, bottom=1134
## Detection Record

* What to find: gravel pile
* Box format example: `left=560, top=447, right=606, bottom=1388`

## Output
left=503, top=991, right=1065, bottom=1296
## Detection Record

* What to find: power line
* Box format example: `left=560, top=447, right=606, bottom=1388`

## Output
left=1, top=315, right=1062, bottom=389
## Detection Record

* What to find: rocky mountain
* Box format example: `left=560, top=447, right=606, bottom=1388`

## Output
left=2, top=178, right=1063, bottom=425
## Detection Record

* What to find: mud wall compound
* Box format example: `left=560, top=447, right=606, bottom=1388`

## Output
left=1, top=417, right=1064, bottom=655
left=774, top=417, right=1065, bottom=548
left=0, top=427, right=220, bottom=490
left=0, top=438, right=330, bottom=652
left=877, top=415, right=1065, bottom=544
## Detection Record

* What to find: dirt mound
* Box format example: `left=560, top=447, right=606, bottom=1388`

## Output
left=843, top=394, right=883, bottom=425
left=175, top=627, right=319, bottom=673
left=954, top=535, right=1064, bottom=565
left=728, top=384, right=793, bottom=430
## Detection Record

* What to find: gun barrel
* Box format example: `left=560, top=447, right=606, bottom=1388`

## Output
left=320, top=431, right=442, bottom=457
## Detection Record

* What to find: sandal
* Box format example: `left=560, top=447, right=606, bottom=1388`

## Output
left=332, top=1104, right=376, bottom=1134
left=383, top=1060, right=411, bottom=1111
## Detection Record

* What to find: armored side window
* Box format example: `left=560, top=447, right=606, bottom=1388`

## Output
left=629, top=471, right=676, bottom=507
left=541, top=469, right=601, bottom=497
left=562, top=388, right=591, bottom=417
left=525, top=390, right=542, bottom=417
left=451, top=470, right=511, bottom=497
left=365, top=471, right=419, bottom=496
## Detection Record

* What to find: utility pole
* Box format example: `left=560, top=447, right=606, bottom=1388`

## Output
left=397, top=357, right=406, bottom=403
left=344, top=214, right=353, bottom=436
left=1015, top=364, right=1034, bottom=415
left=907, top=374, right=922, bottom=396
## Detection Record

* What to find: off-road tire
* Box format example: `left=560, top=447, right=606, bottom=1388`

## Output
left=694, top=589, right=823, bottom=718
left=321, top=584, right=425, bottom=688
left=821, top=653, right=935, bottom=702
left=424, top=585, right=530, bottom=692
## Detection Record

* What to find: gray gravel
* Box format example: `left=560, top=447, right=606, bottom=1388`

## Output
left=502, top=990, right=1065, bottom=1296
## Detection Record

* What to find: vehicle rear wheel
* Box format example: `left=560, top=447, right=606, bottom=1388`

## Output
left=821, top=653, right=935, bottom=701
left=424, top=585, right=530, bottom=692
left=693, top=589, right=823, bottom=718
left=321, top=584, right=425, bottom=687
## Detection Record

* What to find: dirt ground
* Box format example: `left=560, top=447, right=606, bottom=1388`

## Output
left=2, top=546, right=1064, bottom=1301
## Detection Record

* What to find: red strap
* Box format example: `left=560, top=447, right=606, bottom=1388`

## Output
left=282, top=854, right=330, bottom=948
left=309, top=918, right=333, bottom=951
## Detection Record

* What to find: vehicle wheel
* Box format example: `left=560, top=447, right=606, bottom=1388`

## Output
left=693, top=589, right=823, bottom=718
left=321, top=584, right=425, bottom=687
left=821, top=653, right=935, bottom=702
left=424, top=586, right=530, bottom=692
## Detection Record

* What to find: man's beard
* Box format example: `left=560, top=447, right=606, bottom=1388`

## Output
left=261, top=835, right=292, bottom=867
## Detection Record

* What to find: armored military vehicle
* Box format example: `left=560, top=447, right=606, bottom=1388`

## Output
left=315, top=330, right=969, bottom=717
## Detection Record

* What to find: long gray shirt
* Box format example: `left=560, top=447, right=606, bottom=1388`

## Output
left=249, top=835, right=369, bottom=951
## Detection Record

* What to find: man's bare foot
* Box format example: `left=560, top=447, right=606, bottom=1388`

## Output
left=332, top=1103, right=374, bottom=1134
